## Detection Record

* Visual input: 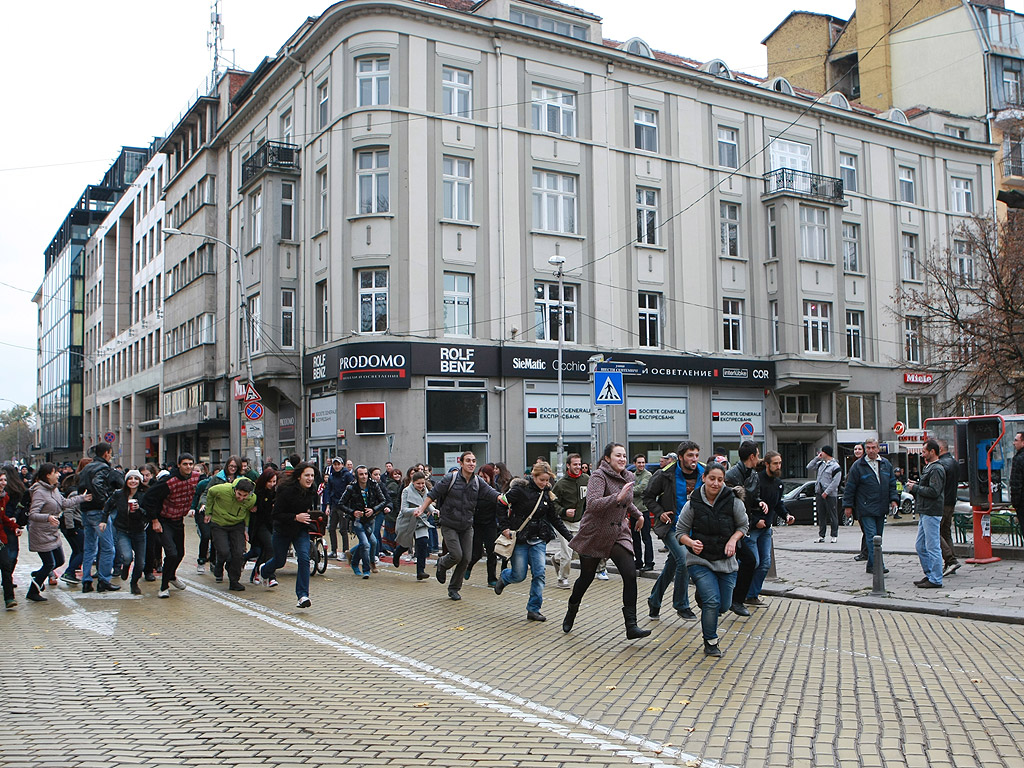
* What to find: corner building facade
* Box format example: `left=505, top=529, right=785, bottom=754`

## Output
left=207, top=0, right=992, bottom=475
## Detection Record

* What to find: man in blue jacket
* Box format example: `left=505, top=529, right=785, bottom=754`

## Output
left=842, top=438, right=898, bottom=576
left=322, top=457, right=354, bottom=560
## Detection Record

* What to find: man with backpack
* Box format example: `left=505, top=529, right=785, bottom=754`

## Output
left=77, top=443, right=124, bottom=593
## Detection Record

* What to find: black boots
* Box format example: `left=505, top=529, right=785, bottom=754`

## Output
left=26, top=582, right=47, bottom=602
left=562, top=600, right=580, bottom=633
left=623, top=607, right=652, bottom=640
left=96, top=580, right=120, bottom=593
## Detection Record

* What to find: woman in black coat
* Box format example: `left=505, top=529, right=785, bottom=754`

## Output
left=259, top=462, right=319, bottom=608
left=249, top=467, right=278, bottom=584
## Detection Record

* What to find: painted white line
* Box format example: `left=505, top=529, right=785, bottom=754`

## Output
left=179, top=577, right=732, bottom=768
left=49, top=587, right=119, bottom=636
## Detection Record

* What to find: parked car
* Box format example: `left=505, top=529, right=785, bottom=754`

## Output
left=781, top=481, right=818, bottom=526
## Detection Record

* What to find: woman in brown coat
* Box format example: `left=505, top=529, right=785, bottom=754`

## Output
left=562, top=442, right=651, bottom=639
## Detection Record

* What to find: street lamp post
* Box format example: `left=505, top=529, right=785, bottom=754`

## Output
left=163, top=227, right=262, bottom=468
left=548, top=254, right=566, bottom=478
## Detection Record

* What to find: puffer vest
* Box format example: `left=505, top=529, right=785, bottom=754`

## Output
left=686, top=486, right=738, bottom=562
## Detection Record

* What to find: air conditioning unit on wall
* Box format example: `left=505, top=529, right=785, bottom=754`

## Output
left=200, top=402, right=221, bottom=421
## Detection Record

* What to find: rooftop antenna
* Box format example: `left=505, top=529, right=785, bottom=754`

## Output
left=207, top=0, right=227, bottom=82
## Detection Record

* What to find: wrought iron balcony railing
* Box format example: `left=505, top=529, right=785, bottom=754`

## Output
left=1001, top=158, right=1024, bottom=178
left=763, top=168, right=844, bottom=203
left=240, top=141, right=300, bottom=186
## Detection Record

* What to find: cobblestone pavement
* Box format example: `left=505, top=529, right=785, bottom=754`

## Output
left=4, top=530, right=1024, bottom=768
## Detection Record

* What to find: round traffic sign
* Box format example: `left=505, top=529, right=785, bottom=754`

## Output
left=893, top=421, right=906, bottom=436
left=245, top=402, right=264, bottom=420
left=740, top=421, right=755, bottom=437
left=103, top=431, right=116, bottom=444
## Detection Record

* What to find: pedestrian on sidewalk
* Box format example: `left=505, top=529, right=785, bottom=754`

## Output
left=393, top=471, right=435, bottom=580
left=417, top=451, right=498, bottom=601
left=322, top=457, right=354, bottom=561
left=77, top=443, right=124, bottom=593
left=561, top=442, right=651, bottom=640
left=103, top=470, right=149, bottom=595
left=340, top=466, right=388, bottom=577
left=260, top=462, right=319, bottom=608
left=907, top=439, right=946, bottom=589
left=724, top=441, right=764, bottom=617
left=25, top=464, right=91, bottom=602
left=249, top=468, right=278, bottom=584
left=551, top=453, right=589, bottom=589
left=807, top=445, right=842, bottom=543
left=494, top=462, right=573, bottom=622
left=0, top=471, right=20, bottom=609
left=1010, top=432, right=1024, bottom=543
left=143, top=453, right=202, bottom=599
left=464, top=463, right=501, bottom=587
left=936, top=439, right=961, bottom=578
left=744, top=451, right=794, bottom=607
left=644, top=441, right=701, bottom=621
left=675, top=463, right=748, bottom=657
left=842, top=439, right=898, bottom=577
left=57, top=458, right=87, bottom=585
left=848, top=443, right=870, bottom=562
left=205, top=477, right=256, bottom=591
left=631, top=455, right=655, bottom=573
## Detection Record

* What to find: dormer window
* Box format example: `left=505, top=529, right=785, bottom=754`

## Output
left=825, top=92, right=851, bottom=110
left=879, top=108, right=909, bottom=125
left=762, top=77, right=794, bottom=96
left=700, top=59, right=734, bottom=80
left=620, top=37, right=654, bottom=59
left=510, top=7, right=588, bottom=41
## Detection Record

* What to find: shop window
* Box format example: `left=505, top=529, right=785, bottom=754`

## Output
left=426, top=390, right=487, bottom=432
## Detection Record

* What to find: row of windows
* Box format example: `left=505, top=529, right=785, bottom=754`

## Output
left=132, top=275, right=162, bottom=325
left=86, top=330, right=162, bottom=395
left=246, top=290, right=296, bottom=352
left=167, top=175, right=216, bottom=230
left=166, top=244, right=215, bottom=296
left=164, top=313, right=215, bottom=360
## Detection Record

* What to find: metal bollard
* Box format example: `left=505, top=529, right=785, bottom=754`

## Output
left=871, top=535, right=886, bottom=596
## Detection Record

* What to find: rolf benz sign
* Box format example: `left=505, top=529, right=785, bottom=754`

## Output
left=304, top=342, right=775, bottom=389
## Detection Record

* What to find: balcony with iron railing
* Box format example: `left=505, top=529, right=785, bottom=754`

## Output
left=240, top=141, right=300, bottom=187
left=1001, top=157, right=1024, bottom=188
left=762, top=168, right=845, bottom=205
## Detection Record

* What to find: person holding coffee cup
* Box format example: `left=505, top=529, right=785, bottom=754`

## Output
left=103, top=469, right=150, bottom=595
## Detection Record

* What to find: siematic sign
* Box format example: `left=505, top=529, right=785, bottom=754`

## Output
left=304, top=343, right=775, bottom=388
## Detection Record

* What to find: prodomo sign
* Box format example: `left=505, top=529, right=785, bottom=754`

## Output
left=337, top=342, right=411, bottom=390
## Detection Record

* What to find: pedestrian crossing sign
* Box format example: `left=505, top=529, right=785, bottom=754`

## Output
left=594, top=371, right=624, bottom=405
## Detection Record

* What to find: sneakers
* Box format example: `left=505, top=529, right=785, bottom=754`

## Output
left=526, top=611, right=547, bottom=622
left=448, top=589, right=461, bottom=601
left=830, top=537, right=838, bottom=544
left=817, top=537, right=826, bottom=543
left=59, top=573, right=80, bottom=585
left=866, top=566, right=890, bottom=574
left=215, top=576, right=224, bottom=583
left=677, top=607, right=697, bottom=620
left=196, top=563, right=206, bottom=574
left=493, top=577, right=506, bottom=596
left=917, top=580, right=942, bottom=589
left=596, top=570, right=609, bottom=581
left=744, top=597, right=765, bottom=607
left=158, top=589, right=170, bottom=598
left=416, top=572, right=430, bottom=580
left=943, top=561, right=961, bottom=577
left=4, top=598, right=16, bottom=610
left=266, top=578, right=279, bottom=589
left=252, top=569, right=261, bottom=585
left=914, top=576, right=931, bottom=586
left=436, top=562, right=448, bottom=585
left=853, top=554, right=868, bottom=562
left=130, top=582, right=142, bottom=595
left=144, top=573, right=156, bottom=582
left=556, top=578, right=571, bottom=589
left=647, top=599, right=660, bottom=620
left=170, top=579, right=187, bottom=591
left=297, top=596, right=312, bottom=608
left=327, top=551, right=338, bottom=560
left=350, top=558, right=362, bottom=576
left=703, top=639, right=722, bottom=657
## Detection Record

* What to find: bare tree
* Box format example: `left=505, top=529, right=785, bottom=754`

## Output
left=893, top=214, right=1024, bottom=413
left=0, top=405, right=35, bottom=464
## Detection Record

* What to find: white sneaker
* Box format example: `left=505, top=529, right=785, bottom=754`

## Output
left=297, top=595, right=311, bottom=608
left=158, top=589, right=170, bottom=598
left=817, top=537, right=826, bottom=543
left=557, top=579, right=571, bottom=589
left=196, top=563, right=205, bottom=574
left=266, top=578, right=279, bottom=589
left=830, top=537, right=838, bottom=544
left=596, top=570, right=609, bottom=581
left=170, top=579, right=187, bottom=591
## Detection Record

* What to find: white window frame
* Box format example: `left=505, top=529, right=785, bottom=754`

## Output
left=280, top=289, right=295, bottom=349
left=534, top=281, right=578, bottom=343
left=767, top=205, right=777, bottom=260
left=842, top=222, right=861, bottom=273
left=899, top=166, right=916, bottom=204
left=315, top=280, right=328, bottom=346
left=510, top=7, right=588, bottom=40
left=316, top=168, right=328, bottom=232
left=280, top=109, right=293, bottom=143
left=1004, top=68, right=1022, bottom=104
left=442, top=156, right=472, bottom=222
left=248, top=189, right=262, bottom=248
left=442, top=67, right=473, bottom=118
left=770, top=300, right=780, bottom=354
left=905, top=317, right=922, bottom=363
left=897, top=394, right=932, bottom=430
left=281, top=181, right=294, bottom=241
left=357, top=57, right=390, bottom=107
left=247, top=294, right=262, bottom=354
left=636, top=187, right=659, bottom=245
left=317, top=80, right=329, bottom=130
left=532, top=171, right=578, bottom=234
left=901, top=232, right=919, bottom=281
left=802, top=300, right=831, bottom=354
left=846, top=310, right=864, bottom=360
left=838, top=393, right=878, bottom=431
left=839, top=152, right=858, bottom=193
left=718, top=127, right=738, bottom=169
left=638, top=291, right=661, bottom=348
left=722, top=298, right=743, bottom=353
left=951, top=177, right=974, bottom=214
left=770, top=138, right=811, bottom=173
left=720, top=202, right=740, bottom=257
left=634, top=107, right=658, bottom=153
left=357, top=150, right=390, bottom=214
left=954, top=239, right=975, bottom=285
left=800, top=205, right=828, bottom=261
left=358, top=268, right=389, bottom=334
left=531, top=86, right=577, bottom=137
left=443, top=273, right=473, bottom=337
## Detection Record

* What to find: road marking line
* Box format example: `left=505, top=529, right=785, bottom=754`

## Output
left=49, top=587, right=119, bottom=636
left=180, top=577, right=731, bottom=768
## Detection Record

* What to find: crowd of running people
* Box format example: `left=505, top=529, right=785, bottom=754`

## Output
left=0, top=437, right=793, bottom=656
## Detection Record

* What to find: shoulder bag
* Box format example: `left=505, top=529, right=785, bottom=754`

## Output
left=494, top=490, right=545, bottom=559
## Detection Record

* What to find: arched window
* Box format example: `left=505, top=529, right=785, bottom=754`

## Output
left=760, top=77, right=794, bottom=96
left=619, top=37, right=654, bottom=59
left=700, top=59, right=734, bottom=80
left=825, top=92, right=851, bottom=110
left=879, top=108, right=909, bottom=125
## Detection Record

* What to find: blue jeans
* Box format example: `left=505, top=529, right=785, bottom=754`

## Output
left=115, top=528, right=147, bottom=584
left=649, top=529, right=690, bottom=613
left=81, top=509, right=114, bottom=583
left=261, top=529, right=311, bottom=599
left=499, top=540, right=547, bottom=613
left=351, top=521, right=378, bottom=574
left=916, top=515, right=943, bottom=585
left=61, top=522, right=83, bottom=577
left=860, top=515, right=885, bottom=571
left=689, top=564, right=737, bottom=642
left=372, top=512, right=390, bottom=555
left=746, top=527, right=773, bottom=600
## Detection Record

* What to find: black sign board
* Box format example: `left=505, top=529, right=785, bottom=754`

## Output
left=337, top=341, right=411, bottom=390
left=410, top=343, right=501, bottom=377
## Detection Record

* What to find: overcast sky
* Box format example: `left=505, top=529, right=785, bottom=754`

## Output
left=2, top=0, right=996, bottom=409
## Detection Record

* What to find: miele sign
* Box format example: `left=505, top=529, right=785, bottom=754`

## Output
left=904, top=372, right=934, bottom=384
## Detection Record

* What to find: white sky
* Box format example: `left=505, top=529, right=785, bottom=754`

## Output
left=4, top=0, right=1000, bottom=408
